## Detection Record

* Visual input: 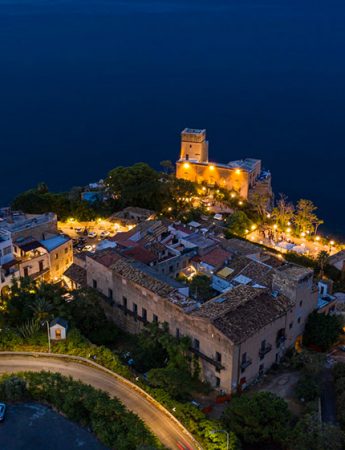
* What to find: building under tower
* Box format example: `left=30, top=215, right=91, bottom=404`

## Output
left=176, top=128, right=272, bottom=200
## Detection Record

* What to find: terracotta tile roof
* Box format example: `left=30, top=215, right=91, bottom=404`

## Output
left=109, top=257, right=177, bottom=297
left=219, top=238, right=261, bottom=256
left=110, top=230, right=136, bottom=243
left=193, top=285, right=294, bottom=344
left=198, top=246, right=231, bottom=268
left=122, top=245, right=157, bottom=264
left=63, top=263, right=87, bottom=287
left=91, top=249, right=122, bottom=268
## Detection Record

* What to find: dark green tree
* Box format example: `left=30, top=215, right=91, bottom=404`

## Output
left=289, top=413, right=344, bottom=450
left=70, top=288, right=119, bottom=345
left=222, top=391, right=291, bottom=447
left=189, top=275, right=214, bottom=302
left=226, top=210, right=252, bottom=236
left=303, top=311, right=343, bottom=351
left=106, top=163, right=163, bottom=210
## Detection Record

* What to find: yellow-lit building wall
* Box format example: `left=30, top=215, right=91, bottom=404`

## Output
left=176, top=161, right=250, bottom=198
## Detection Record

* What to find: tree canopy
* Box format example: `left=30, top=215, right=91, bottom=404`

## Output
left=222, top=391, right=291, bottom=447
left=303, top=311, right=343, bottom=351
left=226, top=210, right=252, bottom=236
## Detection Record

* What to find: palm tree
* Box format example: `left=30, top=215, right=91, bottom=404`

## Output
left=317, top=250, right=329, bottom=278
left=28, top=297, right=53, bottom=321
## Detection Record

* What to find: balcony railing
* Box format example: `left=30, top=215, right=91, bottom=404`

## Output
left=190, top=348, right=224, bottom=370
left=241, top=358, right=252, bottom=370
left=259, top=343, right=272, bottom=359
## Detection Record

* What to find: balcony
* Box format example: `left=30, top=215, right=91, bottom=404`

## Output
left=259, top=343, right=272, bottom=359
left=241, top=358, right=252, bottom=370
left=190, top=348, right=224, bottom=370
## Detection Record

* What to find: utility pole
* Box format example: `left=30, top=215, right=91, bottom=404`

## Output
left=46, top=320, right=51, bottom=353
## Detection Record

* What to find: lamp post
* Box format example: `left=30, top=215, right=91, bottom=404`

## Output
left=43, top=320, right=51, bottom=353
left=211, top=429, right=229, bottom=450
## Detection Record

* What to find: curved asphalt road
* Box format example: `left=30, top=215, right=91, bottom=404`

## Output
left=0, top=354, right=199, bottom=450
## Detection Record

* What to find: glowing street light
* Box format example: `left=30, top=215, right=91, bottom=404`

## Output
left=238, top=201, right=243, bottom=206
left=273, top=224, right=278, bottom=230
left=183, top=162, right=190, bottom=169
left=230, top=192, right=236, bottom=198
left=209, top=164, right=215, bottom=171
left=251, top=224, right=257, bottom=230
left=235, top=168, right=241, bottom=175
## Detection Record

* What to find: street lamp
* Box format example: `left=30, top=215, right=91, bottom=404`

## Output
left=42, top=320, right=51, bottom=353
left=210, top=429, right=229, bottom=450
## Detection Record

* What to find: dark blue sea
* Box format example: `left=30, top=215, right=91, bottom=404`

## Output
left=1, top=1, right=344, bottom=236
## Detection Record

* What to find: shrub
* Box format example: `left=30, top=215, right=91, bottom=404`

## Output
left=295, top=374, right=320, bottom=401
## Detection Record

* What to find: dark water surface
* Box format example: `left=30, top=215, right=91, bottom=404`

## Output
left=0, top=403, right=107, bottom=449
left=0, top=1, right=344, bottom=236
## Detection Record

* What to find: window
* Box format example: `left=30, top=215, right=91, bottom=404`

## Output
left=92, top=279, right=97, bottom=289
left=55, top=253, right=59, bottom=260
left=176, top=328, right=180, bottom=339
left=193, top=338, right=200, bottom=351
left=142, top=308, right=147, bottom=322
left=153, top=314, right=158, bottom=323
left=299, top=300, right=303, bottom=307
left=39, top=261, right=44, bottom=272
left=133, top=303, right=138, bottom=320
left=169, top=265, right=173, bottom=273
left=297, top=317, right=301, bottom=324
left=65, top=248, right=68, bottom=254
left=241, top=352, right=247, bottom=363
left=108, top=288, right=113, bottom=300
left=23, top=267, right=29, bottom=277
left=289, top=322, right=293, bottom=329
left=216, top=352, right=222, bottom=363
left=215, top=377, right=220, bottom=388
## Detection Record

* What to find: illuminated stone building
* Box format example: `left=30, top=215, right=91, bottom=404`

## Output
left=176, top=128, right=272, bottom=199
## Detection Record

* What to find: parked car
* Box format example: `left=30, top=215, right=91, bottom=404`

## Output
left=88, top=231, right=97, bottom=238
left=84, top=245, right=93, bottom=252
left=75, top=227, right=83, bottom=234
left=100, top=231, right=110, bottom=238
left=0, top=403, right=6, bottom=422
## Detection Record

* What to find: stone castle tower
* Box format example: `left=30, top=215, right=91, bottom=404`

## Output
left=180, top=128, right=209, bottom=163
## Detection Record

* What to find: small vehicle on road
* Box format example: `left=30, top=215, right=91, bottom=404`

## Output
left=0, top=403, right=6, bottom=422
left=84, top=245, right=93, bottom=252
left=88, top=231, right=97, bottom=238
left=100, top=231, right=110, bottom=238
left=75, top=227, right=83, bottom=234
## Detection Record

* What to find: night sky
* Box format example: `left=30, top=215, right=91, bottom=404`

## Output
left=1, top=0, right=344, bottom=236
